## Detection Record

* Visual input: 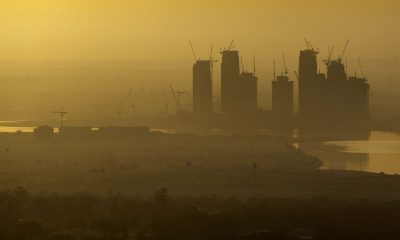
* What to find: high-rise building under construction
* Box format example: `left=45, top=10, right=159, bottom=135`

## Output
left=325, top=59, right=348, bottom=120
left=220, top=50, right=258, bottom=117
left=298, top=48, right=319, bottom=118
left=298, top=42, right=369, bottom=124
left=238, top=72, right=258, bottom=115
left=347, top=76, right=369, bottom=121
left=193, top=60, right=213, bottom=117
left=221, top=50, right=240, bottom=115
left=272, top=75, right=293, bottom=116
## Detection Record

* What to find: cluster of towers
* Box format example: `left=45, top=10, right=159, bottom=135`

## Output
left=192, top=41, right=370, bottom=125
left=220, top=50, right=258, bottom=117
left=192, top=46, right=258, bottom=119
left=298, top=42, right=370, bottom=124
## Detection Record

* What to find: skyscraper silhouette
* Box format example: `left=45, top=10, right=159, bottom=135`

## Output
left=298, top=49, right=318, bottom=118
left=193, top=60, right=213, bottom=117
left=326, top=59, right=348, bottom=120
left=298, top=45, right=369, bottom=125
left=272, top=75, right=293, bottom=116
left=221, top=50, right=240, bottom=115
left=238, top=71, right=258, bottom=115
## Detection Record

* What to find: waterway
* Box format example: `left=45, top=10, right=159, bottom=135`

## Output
left=1, top=125, right=399, bottom=174
left=301, top=131, right=400, bottom=174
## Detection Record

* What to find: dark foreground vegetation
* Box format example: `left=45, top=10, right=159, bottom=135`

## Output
left=1, top=187, right=400, bottom=240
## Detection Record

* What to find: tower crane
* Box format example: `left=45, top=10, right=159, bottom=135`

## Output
left=220, top=39, right=235, bottom=53
left=339, top=40, right=350, bottom=62
left=209, top=45, right=218, bottom=68
left=282, top=53, right=288, bottom=76
left=358, top=58, right=367, bottom=79
left=304, top=39, right=319, bottom=53
left=323, top=47, right=335, bottom=66
left=149, top=89, right=162, bottom=116
left=169, top=85, right=180, bottom=112
left=169, top=85, right=188, bottom=113
left=131, top=87, right=144, bottom=120
left=176, top=91, right=188, bottom=111
left=116, top=89, right=133, bottom=117
left=52, top=107, right=67, bottom=127
left=162, top=87, right=169, bottom=117
left=227, top=39, right=235, bottom=50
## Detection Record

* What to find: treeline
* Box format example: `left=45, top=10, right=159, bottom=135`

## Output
left=1, top=187, right=400, bottom=240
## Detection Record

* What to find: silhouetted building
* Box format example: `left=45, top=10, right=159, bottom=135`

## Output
left=298, top=47, right=369, bottom=125
left=193, top=60, right=213, bottom=118
left=34, top=125, right=54, bottom=140
left=347, top=76, right=370, bottom=122
left=272, top=75, right=293, bottom=116
left=220, top=50, right=259, bottom=118
left=221, top=50, right=240, bottom=115
left=98, top=126, right=150, bottom=138
left=238, top=72, right=258, bottom=115
left=298, top=49, right=318, bottom=118
left=59, top=126, right=92, bottom=139
left=323, top=58, right=369, bottom=123
left=325, top=59, right=348, bottom=120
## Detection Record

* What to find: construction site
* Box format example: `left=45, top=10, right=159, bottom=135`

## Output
left=0, top=39, right=367, bottom=140
left=118, top=40, right=369, bottom=134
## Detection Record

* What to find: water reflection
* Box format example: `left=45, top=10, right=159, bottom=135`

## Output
left=299, top=129, right=400, bottom=174
left=300, top=141, right=370, bottom=172
left=0, top=126, right=35, bottom=133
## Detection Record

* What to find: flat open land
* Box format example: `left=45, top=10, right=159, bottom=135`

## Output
left=0, top=132, right=399, bottom=200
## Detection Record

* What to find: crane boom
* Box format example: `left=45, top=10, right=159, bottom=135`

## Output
left=340, top=40, right=350, bottom=61
left=162, top=87, right=169, bottom=116
left=304, top=38, right=314, bottom=50
left=324, top=46, right=335, bottom=66
left=169, top=85, right=179, bottom=109
left=228, top=39, right=235, bottom=50
left=282, top=53, right=288, bottom=76
left=189, top=41, right=198, bottom=61
left=304, top=39, right=319, bottom=54
left=328, top=47, right=334, bottom=63
left=358, top=58, right=367, bottom=79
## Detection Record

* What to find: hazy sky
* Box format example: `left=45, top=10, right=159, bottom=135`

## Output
left=0, top=0, right=399, bottom=120
left=0, top=0, right=399, bottom=61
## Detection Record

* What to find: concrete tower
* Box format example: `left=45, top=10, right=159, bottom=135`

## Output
left=298, top=49, right=318, bottom=118
left=272, top=75, right=293, bottom=116
left=193, top=60, right=213, bottom=117
left=221, top=50, right=240, bottom=115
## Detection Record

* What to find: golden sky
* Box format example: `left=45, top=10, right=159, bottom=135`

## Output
left=0, top=0, right=399, bottom=61
left=0, top=0, right=399, bottom=118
